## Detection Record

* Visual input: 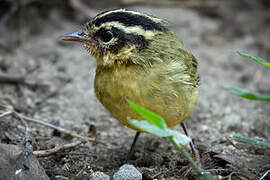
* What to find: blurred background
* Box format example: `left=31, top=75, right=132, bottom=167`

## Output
left=0, top=0, right=270, bottom=179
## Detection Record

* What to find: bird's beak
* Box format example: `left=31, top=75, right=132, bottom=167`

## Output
left=60, top=29, right=87, bottom=42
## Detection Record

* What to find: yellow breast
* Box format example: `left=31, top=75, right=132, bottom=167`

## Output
left=94, top=63, right=198, bottom=131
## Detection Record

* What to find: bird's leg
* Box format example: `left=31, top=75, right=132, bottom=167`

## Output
left=126, top=132, right=141, bottom=162
left=180, top=122, right=200, bottom=162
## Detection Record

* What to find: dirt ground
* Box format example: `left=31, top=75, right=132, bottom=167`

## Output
left=0, top=1, right=270, bottom=179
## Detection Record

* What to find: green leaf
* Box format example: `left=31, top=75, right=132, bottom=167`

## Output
left=225, top=87, right=270, bottom=102
left=128, top=119, right=170, bottom=137
left=233, top=134, right=270, bottom=149
left=129, top=119, right=190, bottom=145
left=126, top=99, right=167, bottom=129
left=237, top=51, right=270, bottom=68
left=168, top=129, right=191, bottom=145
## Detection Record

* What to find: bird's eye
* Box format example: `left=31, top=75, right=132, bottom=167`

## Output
left=101, top=30, right=113, bottom=43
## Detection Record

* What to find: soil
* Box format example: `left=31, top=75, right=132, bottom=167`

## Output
left=0, top=1, right=270, bottom=180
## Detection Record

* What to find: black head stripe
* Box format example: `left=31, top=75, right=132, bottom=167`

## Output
left=110, top=27, right=149, bottom=53
left=93, top=12, right=166, bottom=32
left=94, top=27, right=149, bottom=54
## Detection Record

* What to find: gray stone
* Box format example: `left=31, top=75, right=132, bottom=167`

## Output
left=113, top=164, right=142, bottom=180
left=0, top=143, right=49, bottom=180
left=90, top=171, right=110, bottom=180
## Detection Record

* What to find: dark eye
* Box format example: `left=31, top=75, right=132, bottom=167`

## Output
left=101, top=30, right=113, bottom=42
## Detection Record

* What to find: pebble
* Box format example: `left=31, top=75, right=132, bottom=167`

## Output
left=113, top=164, right=142, bottom=180
left=90, top=171, right=110, bottom=180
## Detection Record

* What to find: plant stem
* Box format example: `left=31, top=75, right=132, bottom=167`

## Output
left=168, top=136, right=202, bottom=175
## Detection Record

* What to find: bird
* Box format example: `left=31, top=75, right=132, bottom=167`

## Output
left=60, top=9, right=200, bottom=161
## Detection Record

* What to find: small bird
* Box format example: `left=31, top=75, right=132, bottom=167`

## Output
left=61, top=9, right=199, bottom=160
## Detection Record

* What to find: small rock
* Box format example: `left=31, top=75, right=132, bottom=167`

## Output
left=90, top=171, right=110, bottom=180
left=0, top=143, right=49, bottom=180
left=113, top=164, right=142, bottom=180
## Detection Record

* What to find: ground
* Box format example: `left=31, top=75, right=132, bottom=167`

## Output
left=0, top=2, right=270, bottom=180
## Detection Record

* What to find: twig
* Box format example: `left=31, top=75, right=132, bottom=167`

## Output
left=0, top=99, right=105, bottom=145
left=151, top=171, right=162, bottom=179
left=259, top=170, right=270, bottom=180
left=0, top=111, right=12, bottom=119
left=0, top=98, right=105, bottom=159
left=0, top=99, right=32, bottom=146
left=19, top=114, right=104, bottom=144
left=1, top=99, right=31, bottom=142
left=33, top=140, right=84, bottom=157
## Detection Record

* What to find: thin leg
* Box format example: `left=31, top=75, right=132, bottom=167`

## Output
left=180, top=122, right=200, bottom=161
left=126, top=132, right=141, bottom=162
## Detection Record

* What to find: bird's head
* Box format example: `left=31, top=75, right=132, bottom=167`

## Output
left=60, top=9, right=170, bottom=67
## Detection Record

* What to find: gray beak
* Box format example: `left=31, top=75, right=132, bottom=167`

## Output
left=60, top=29, right=86, bottom=42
